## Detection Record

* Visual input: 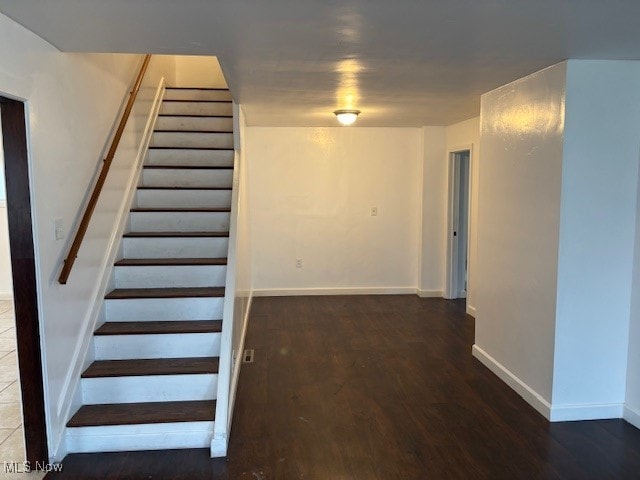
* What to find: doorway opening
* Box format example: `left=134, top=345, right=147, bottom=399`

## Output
left=0, top=97, right=48, bottom=463
left=445, top=149, right=471, bottom=300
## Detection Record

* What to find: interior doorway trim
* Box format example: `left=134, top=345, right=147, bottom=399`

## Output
left=445, top=144, right=473, bottom=300
left=0, top=96, right=48, bottom=462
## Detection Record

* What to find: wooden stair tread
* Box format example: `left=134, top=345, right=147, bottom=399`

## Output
left=95, top=320, right=222, bottom=336
left=158, top=114, right=233, bottom=118
left=131, top=207, right=231, bottom=213
left=67, top=400, right=216, bottom=427
left=123, top=231, right=229, bottom=238
left=82, top=357, right=220, bottom=378
left=137, top=186, right=232, bottom=191
left=153, top=129, right=233, bottom=134
left=147, top=147, right=234, bottom=151
left=143, top=164, right=232, bottom=169
left=105, top=286, right=225, bottom=299
left=165, top=87, right=229, bottom=91
left=162, top=99, right=231, bottom=103
left=115, top=257, right=227, bottom=266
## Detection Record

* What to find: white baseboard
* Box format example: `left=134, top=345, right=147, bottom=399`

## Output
left=416, top=289, right=443, bottom=298
left=472, top=344, right=552, bottom=419
left=253, top=287, right=417, bottom=297
left=624, top=404, right=640, bottom=430
left=466, top=304, right=477, bottom=317
left=472, top=344, right=627, bottom=423
left=550, top=403, right=624, bottom=422
left=0, top=293, right=13, bottom=301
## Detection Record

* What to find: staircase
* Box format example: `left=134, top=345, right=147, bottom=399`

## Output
left=65, top=87, right=235, bottom=453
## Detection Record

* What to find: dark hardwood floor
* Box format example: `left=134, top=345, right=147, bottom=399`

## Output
left=46, top=296, right=640, bottom=479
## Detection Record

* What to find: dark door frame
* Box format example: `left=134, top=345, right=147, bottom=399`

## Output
left=0, top=96, right=48, bottom=462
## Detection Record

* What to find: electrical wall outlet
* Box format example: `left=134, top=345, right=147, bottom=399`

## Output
left=296, top=259, right=303, bottom=268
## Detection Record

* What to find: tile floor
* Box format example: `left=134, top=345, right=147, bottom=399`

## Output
left=0, top=300, right=44, bottom=479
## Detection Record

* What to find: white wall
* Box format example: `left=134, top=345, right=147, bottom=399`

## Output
left=0, top=120, right=11, bottom=299
left=474, top=63, right=567, bottom=410
left=246, top=127, right=421, bottom=294
left=446, top=118, right=480, bottom=314
left=227, top=105, right=252, bottom=429
left=552, top=61, right=640, bottom=418
left=627, top=164, right=640, bottom=428
left=0, top=209, right=11, bottom=300
left=419, top=127, right=446, bottom=296
left=474, top=60, right=640, bottom=422
left=0, top=12, right=178, bottom=459
left=419, top=118, right=480, bottom=311
left=175, top=56, right=227, bottom=88
left=232, top=106, right=251, bottom=356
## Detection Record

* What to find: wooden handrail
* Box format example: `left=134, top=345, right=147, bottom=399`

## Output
left=58, top=54, right=152, bottom=285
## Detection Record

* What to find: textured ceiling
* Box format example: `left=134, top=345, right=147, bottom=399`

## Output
left=2, top=1, right=640, bottom=126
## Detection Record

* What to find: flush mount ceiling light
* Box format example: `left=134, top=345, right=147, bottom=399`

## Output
left=334, top=109, right=360, bottom=126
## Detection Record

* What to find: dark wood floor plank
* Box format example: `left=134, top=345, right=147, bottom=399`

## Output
left=95, top=320, right=222, bottom=336
left=67, top=400, right=216, bottom=427
left=105, top=287, right=225, bottom=299
left=82, top=357, right=219, bottom=378
left=47, top=296, right=640, bottom=480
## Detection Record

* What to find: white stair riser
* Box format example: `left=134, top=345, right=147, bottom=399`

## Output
left=115, top=265, right=227, bottom=288
left=66, top=422, right=214, bottom=453
left=160, top=102, right=232, bottom=116
left=82, top=374, right=218, bottom=404
left=156, top=116, right=233, bottom=132
left=141, top=169, right=233, bottom=188
left=130, top=211, right=230, bottom=232
left=136, top=189, right=232, bottom=208
left=147, top=149, right=234, bottom=167
left=151, top=132, right=233, bottom=149
left=122, top=237, right=229, bottom=259
left=105, top=297, right=224, bottom=321
left=95, top=333, right=221, bottom=360
left=164, top=89, right=231, bottom=101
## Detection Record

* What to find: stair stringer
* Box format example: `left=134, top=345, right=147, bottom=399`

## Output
left=211, top=149, right=240, bottom=458
left=54, top=78, right=166, bottom=461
